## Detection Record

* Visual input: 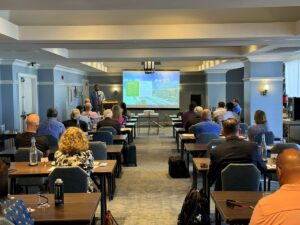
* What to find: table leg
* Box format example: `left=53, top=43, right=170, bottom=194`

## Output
left=173, top=126, right=175, bottom=138
left=215, top=207, right=221, bottom=225
left=176, top=132, right=179, bottom=152
left=264, top=174, right=267, bottom=191
left=186, top=151, right=190, bottom=169
left=193, top=164, right=197, bottom=189
left=10, top=177, right=16, bottom=194
left=100, top=175, right=107, bottom=225
left=133, top=125, right=136, bottom=138
left=117, top=153, right=122, bottom=178
left=180, top=140, right=184, bottom=159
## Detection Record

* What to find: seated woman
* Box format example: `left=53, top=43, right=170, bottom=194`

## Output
left=120, top=102, right=131, bottom=120
left=112, top=105, right=126, bottom=126
left=82, top=103, right=99, bottom=123
left=248, top=110, right=269, bottom=142
left=0, top=161, right=34, bottom=225
left=54, top=127, right=95, bottom=192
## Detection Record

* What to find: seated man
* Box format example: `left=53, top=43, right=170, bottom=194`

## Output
left=97, top=109, right=121, bottom=134
left=185, top=106, right=203, bottom=132
left=222, top=102, right=240, bottom=122
left=37, top=108, right=66, bottom=140
left=82, top=102, right=99, bottom=123
left=189, top=109, right=221, bottom=137
left=208, top=118, right=267, bottom=190
left=181, top=103, right=196, bottom=128
left=213, top=101, right=226, bottom=123
left=15, top=114, right=50, bottom=156
left=250, top=149, right=300, bottom=225
left=63, top=108, right=88, bottom=132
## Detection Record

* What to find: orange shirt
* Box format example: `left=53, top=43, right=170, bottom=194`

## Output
left=250, top=184, right=300, bottom=225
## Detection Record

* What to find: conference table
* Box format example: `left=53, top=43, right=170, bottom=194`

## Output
left=211, top=191, right=263, bottom=225
left=107, top=144, right=123, bottom=177
left=13, top=193, right=100, bottom=225
left=185, top=143, right=207, bottom=168
left=178, top=133, right=196, bottom=158
left=8, top=160, right=116, bottom=225
left=137, top=113, right=160, bottom=135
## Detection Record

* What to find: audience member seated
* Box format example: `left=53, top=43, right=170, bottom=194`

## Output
left=54, top=127, right=95, bottom=192
left=232, top=98, right=242, bottom=116
left=0, top=161, right=34, bottom=225
left=250, top=149, right=300, bottom=225
left=121, top=102, right=131, bottom=119
left=112, top=105, right=126, bottom=126
left=213, top=101, right=226, bottom=123
left=82, top=102, right=99, bottom=123
left=15, top=114, right=50, bottom=156
left=185, top=106, right=203, bottom=131
left=97, top=109, right=121, bottom=134
left=208, top=118, right=267, bottom=190
left=63, top=108, right=88, bottom=132
left=37, top=108, right=66, bottom=140
left=248, top=110, right=269, bottom=142
left=222, top=102, right=240, bottom=121
left=182, top=103, right=196, bottom=128
left=83, top=98, right=91, bottom=111
left=189, top=109, right=221, bottom=137
left=76, top=106, right=92, bottom=129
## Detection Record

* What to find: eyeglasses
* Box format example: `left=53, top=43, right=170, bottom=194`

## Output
left=37, top=193, right=49, bottom=208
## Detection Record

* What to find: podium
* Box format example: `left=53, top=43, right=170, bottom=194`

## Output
left=102, top=100, right=118, bottom=111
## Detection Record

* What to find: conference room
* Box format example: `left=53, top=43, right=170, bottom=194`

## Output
left=1, top=1, right=300, bottom=224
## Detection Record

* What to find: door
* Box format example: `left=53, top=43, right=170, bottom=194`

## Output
left=19, top=74, right=38, bottom=132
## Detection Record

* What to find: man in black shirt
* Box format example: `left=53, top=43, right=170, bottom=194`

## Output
left=97, top=109, right=121, bottom=134
left=208, top=118, right=267, bottom=190
left=15, top=114, right=50, bottom=156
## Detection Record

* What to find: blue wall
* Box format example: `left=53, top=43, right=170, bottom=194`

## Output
left=206, top=72, right=226, bottom=110
left=244, top=61, right=283, bottom=137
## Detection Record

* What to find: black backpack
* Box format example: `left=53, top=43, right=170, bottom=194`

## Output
left=168, top=156, right=190, bottom=178
left=178, top=188, right=210, bottom=225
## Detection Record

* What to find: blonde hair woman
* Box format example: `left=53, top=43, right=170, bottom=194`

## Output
left=54, top=127, right=95, bottom=191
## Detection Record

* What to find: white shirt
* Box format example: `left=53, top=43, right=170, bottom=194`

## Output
left=213, top=108, right=227, bottom=122
left=96, top=90, right=106, bottom=103
left=222, top=111, right=240, bottom=122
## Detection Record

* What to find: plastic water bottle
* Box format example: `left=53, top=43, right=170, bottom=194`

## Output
left=29, top=137, right=38, bottom=166
left=54, top=178, right=64, bottom=206
left=261, top=133, right=268, bottom=161
left=76, top=119, right=80, bottom=128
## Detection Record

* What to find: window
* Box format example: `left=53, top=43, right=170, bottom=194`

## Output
left=285, top=60, right=300, bottom=97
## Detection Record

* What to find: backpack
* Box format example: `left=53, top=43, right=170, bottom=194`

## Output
left=104, top=210, right=119, bottom=225
left=168, top=156, right=190, bottom=178
left=178, top=188, right=210, bottom=225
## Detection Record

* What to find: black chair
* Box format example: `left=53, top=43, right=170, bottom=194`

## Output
left=48, top=167, right=88, bottom=193
left=15, top=148, right=45, bottom=193
left=196, top=132, right=219, bottom=144
left=89, top=141, right=107, bottom=160
left=45, top=135, right=58, bottom=161
left=221, top=163, right=261, bottom=191
left=255, top=131, right=274, bottom=145
left=99, top=126, right=117, bottom=135
left=93, top=131, right=113, bottom=145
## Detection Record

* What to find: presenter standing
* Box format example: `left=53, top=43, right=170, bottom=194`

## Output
left=90, top=84, right=106, bottom=113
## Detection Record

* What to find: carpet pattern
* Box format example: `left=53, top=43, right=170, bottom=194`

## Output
left=107, top=127, right=191, bottom=225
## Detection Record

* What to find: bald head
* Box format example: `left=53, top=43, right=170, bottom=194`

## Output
left=276, top=149, right=300, bottom=186
left=85, top=102, right=92, bottom=111
left=202, top=109, right=212, bottom=120
left=103, top=109, right=113, bottom=119
left=26, top=113, right=40, bottom=132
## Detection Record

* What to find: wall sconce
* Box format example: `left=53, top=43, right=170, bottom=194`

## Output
left=261, top=84, right=269, bottom=96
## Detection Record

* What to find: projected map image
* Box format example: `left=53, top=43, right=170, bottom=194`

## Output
left=123, top=71, right=180, bottom=109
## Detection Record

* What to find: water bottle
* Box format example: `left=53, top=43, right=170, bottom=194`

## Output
left=261, top=133, right=268, bottom=161
left=54, top=178, right=64, bottom=206
left=29, top=137, right=38, bottom=166
left=76, top=119, right=80, bottom=128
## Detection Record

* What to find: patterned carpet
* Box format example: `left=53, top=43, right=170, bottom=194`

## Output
left=104, top=127, right=192, bottom=225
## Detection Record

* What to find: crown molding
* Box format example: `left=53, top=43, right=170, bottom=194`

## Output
left=54, top=65, right=86, bottom=76
left=243, top=77, right=284, bottom=82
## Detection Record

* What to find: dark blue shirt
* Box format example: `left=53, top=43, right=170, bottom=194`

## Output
left=233, top=104, right=241, bottom=116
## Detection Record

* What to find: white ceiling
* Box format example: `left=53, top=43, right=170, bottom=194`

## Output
left=0, top=1, right=299, bottom=74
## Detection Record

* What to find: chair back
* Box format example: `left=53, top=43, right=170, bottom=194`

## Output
left=93, top=131, right=113, bottom=144
left=271, top=143, right=300, bottom=154
left=196, top=132, right=219, bottom=144
left=89, top=141, right=107, bottom=160
left=239, top=123, right=248, bottom=135
left=207, top=139, right=225, bottom=154
left=255, top=131, right=274, bottom=145
left=99, top=126, right=117, bottom=135
left=48, top=167, right=88, bottom=193
left=15, top=148, right=43, bottom=162
left=221, top=163, right=261, bottom=191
